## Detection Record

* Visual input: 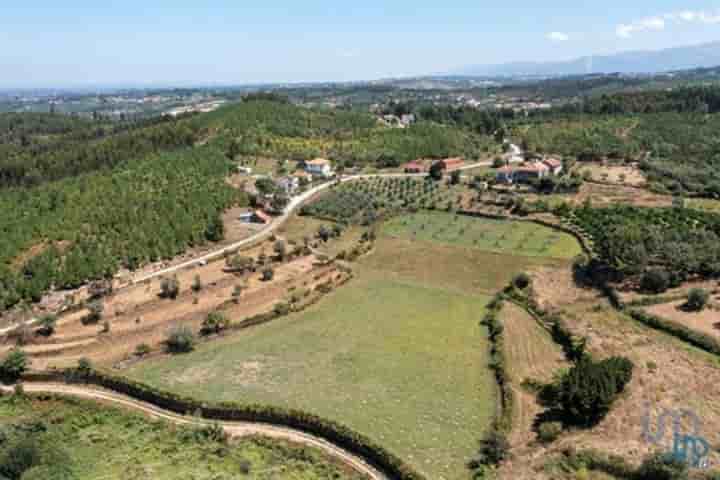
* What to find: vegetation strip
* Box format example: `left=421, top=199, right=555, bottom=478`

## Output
left=18, top=368, right=426, bottom=480
left=470, top=293, right=514, bottom=477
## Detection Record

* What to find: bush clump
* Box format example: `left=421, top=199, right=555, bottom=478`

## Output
left=165, top=325, right=196, bottom=353
left=160, top=276, right=180, bottom=299
left=537, top=421, right=563, bottom=444
left=557, top=356, right=634, bottom=426
left=200, top=312, right=230, bottom=336
left=636, top=452, right=688, bottom=480
left=0, top=348, right=29, bottom=383
left=512, top=272, right=532, bottom=290
left=640, top=269, right=670, bottom=294
left=685, top=288, right=710, bottom=312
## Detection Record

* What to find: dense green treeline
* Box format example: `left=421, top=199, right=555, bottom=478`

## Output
left=0, top=113, right=199, bottom=188
left=199, top=100, right=495, bottom=167
left=0, top=145, right=241, bottom=310
left=575, top=85, right=720, bottom=115
left=570, top=205, right=720, bottom=282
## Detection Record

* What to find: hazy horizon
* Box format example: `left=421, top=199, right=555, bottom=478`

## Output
left=3, top=1, right=720, bottom=88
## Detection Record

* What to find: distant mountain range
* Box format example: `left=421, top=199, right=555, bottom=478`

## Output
left=457, top=41, right=720, bottom=77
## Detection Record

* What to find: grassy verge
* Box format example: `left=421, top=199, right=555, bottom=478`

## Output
left=0, top=393, right=368, bottom=480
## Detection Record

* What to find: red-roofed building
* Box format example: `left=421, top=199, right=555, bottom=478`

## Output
left=495, top=161, right=550, bottom=184
left=542, top=158, right=563, bottom=175
left=440, top=157, right=465, bottom=171
left=252, top=210, right=272, bottom=224
left=403, top=161, right=426, bottom=173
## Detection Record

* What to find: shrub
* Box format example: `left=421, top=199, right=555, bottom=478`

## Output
left=134, top=344, right=152, bottom=357
left=641, top=269, right=670, bottom=294
left=0, top=348, right=29, bottom=382
left=165, top=325, right=196, bottom=353
left=261, top=267, right=275, bottom=282
left=538, top=421, right=563, bottom=444
left=201, top=312, right=230, bottom=336
left=83, top=301, right=104, bottom=325
left=685, top=288, right=710, bottom=312
left=636, top=453, right=688, bottom=480
left=191, top=274, right=203, bottom=293
left=512, top=272, right=532, bottom=290
left=273, top=240, right=287, bottom=260
left=160, top=276, right=180, bottom=299
left=225, top=255, right=254, bottom=273
left=37, top=314, right=58, bottom=336
left=477, top=430, right=510, bottom=465
left=77, top=357, right=93, bottom=374
left=273, top=302, right=292, bottom=316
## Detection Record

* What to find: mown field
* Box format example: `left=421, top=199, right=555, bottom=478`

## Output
left=383, top=211, right=583, bottom=260
left=128, top=270, right=495, bottom=480
left=128, top=212, right=582, bottom=479
left=0, top=394, right=367, bottom=480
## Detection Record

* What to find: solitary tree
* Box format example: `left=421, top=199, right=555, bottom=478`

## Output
left=429, top=161, right=445, bottom=181
left=262, top=267, right=275, bottom=282
left=273, top=240, right=287, bottom=261
left=160, top=276, right=180, bottom=299
left=191, top=274, right=203, bottom=293
left=38, top=314, right=58, bottom=337
left=165, top=325, right=196, bottom=353
left=0, top=348, right=29, bottom=382
left=685, top=288, right=710, bottom=312
left=201, top=312, right=230, bottom=335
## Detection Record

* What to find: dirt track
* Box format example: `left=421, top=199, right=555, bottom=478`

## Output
left=1, top=382, right=388, bottom=480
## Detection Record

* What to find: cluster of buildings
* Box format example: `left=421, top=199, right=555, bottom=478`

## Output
left=402, top=157, right=465, bottom=174
left=495, top=158, right=563, bottom=184
left=378, top=114, right=416, bottom=128
left=239, top=158, right=334, bottom=224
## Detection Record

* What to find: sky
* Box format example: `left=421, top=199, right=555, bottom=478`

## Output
left=3, top=1, right=720, bottom=87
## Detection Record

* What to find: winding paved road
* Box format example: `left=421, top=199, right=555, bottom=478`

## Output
left=0, top=382, right=389, bottom=480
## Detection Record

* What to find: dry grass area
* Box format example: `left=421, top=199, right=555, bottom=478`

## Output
left=578, top=163, right=647, bottom=187
left=2, top=253, right=345, bottom=370
left=501, top=303, right=567, bottom=453
left=646, top=298, right=720, bottom=340
left=497, top=269, right=720, bottom=480
left=618, top=278, right=720, bottom=305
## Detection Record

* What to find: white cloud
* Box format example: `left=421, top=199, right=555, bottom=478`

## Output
left=617, top=9, right=720, bottom=38
left=616, top=16, right=665, bottom=38
left=546, top=32, right=569, bottom=42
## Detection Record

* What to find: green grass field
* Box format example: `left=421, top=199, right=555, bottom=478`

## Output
left=0, top=395, right=367, bottom=480
left=127, top=212, right=579, bottom=479
left=383, top=211, right=583, bottom=259
left=128, top=270, right=495, bottom=480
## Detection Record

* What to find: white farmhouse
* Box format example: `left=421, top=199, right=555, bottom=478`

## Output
left=305, top=158, right=333, bottom=178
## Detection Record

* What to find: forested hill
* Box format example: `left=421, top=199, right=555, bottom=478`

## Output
left=512, top=86, right=720, bottom=198
left=193, top=99, right=497, bottom=168
left=0, top=99, right=495, bottom=313
left=0, top=112, right=199, bottom=188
